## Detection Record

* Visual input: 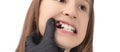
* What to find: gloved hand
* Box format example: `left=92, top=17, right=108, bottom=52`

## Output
left=25, top=18, right=65, bottom=52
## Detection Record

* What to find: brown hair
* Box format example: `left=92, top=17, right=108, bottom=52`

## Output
left=16, top=0, right=94, bottom=52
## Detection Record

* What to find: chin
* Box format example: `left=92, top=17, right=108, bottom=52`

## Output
left=55, top=33, right=80, bottom=49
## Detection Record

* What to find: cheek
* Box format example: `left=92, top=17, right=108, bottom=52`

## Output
left=75, top=18, right=89, bottom=45
left=38, top=15, right=55, bottom=36
left=38, top=16, right=47, bottom=36
left=38, top=1, right=62, bottom=36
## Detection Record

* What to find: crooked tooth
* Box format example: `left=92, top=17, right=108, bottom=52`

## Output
left=59, top=22, right=75, bottom=33
left=60, top=21, right=62, bottom=24
left=61, top=23, right=64, bottom=27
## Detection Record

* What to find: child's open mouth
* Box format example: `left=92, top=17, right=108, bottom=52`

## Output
left=56, top=21, right=77, bottom=34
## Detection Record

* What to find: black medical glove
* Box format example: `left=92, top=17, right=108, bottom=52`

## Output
left=25, top=18, right=64, bottom=52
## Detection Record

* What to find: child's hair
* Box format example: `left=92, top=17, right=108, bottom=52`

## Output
left=16, top=0, right=94, bottom=52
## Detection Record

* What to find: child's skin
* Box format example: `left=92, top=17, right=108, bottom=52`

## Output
left=38, top=0, right=90, bottom=52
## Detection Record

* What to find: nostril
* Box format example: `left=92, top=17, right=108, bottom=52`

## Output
left=65, top=13, right=69, bottom=16
left=73, top=16, right=76, bottom=18
left=64, top=13, right=76, bottom=19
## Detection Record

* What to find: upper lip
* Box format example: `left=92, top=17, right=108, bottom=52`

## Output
left=55, top=19, right=77, bottom=33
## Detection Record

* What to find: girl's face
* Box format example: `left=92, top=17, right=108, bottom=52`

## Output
left=39, top=0, right=90, bottom=49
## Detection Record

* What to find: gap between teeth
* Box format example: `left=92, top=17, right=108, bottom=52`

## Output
left=60, top=22, right=75, bottom=33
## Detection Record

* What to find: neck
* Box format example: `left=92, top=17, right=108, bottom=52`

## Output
left=64, top=48, right=71, bottom=52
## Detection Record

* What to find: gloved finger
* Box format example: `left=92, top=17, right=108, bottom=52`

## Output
left=42, top=18, right=56, bottom=40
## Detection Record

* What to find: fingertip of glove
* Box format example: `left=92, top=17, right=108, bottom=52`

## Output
left=44, top=18, right=56, bottom=38
left=46, top=18, right=56, bottom=31
left=47, top=18, right=56, bottom=26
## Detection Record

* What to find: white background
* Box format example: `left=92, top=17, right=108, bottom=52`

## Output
left=0, top=0, right=120, bottom=52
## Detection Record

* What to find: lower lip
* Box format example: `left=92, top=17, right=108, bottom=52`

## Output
left=56, top=28, right=77, bottom=35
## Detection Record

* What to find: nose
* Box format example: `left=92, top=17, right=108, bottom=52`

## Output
left=62, top=5, right=77, bottom=19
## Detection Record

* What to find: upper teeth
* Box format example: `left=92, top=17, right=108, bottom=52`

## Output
left=59, top=21, right=75, bottom=33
